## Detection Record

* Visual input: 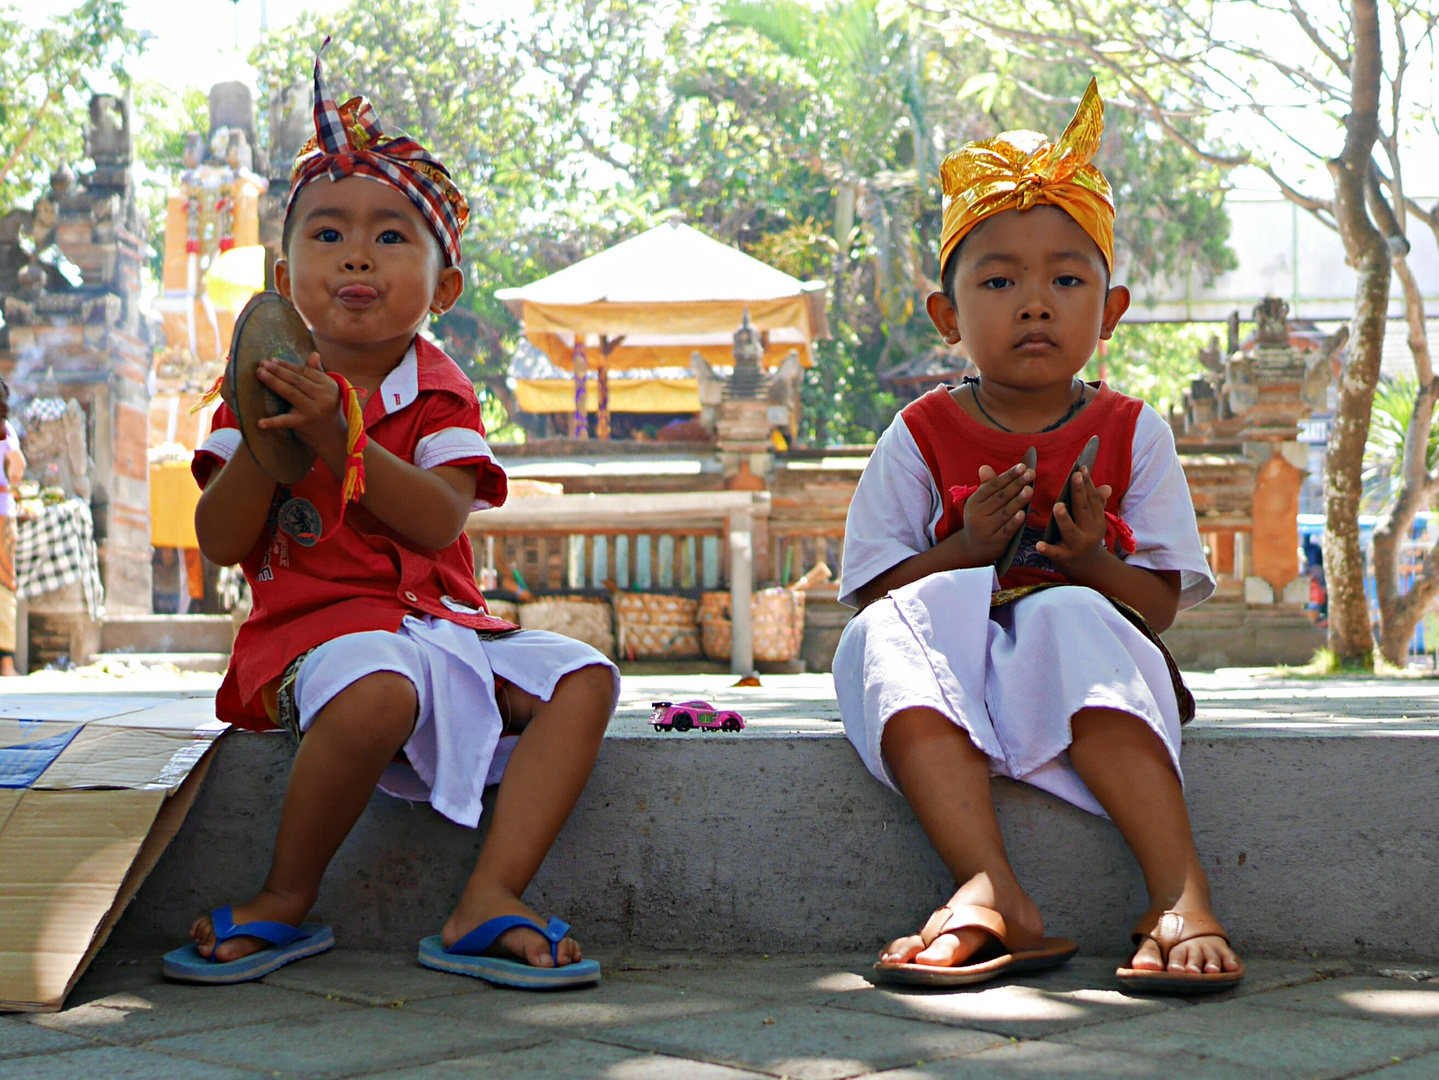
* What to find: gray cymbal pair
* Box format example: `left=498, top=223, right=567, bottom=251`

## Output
left=995, top=435, right=1100, bottom=577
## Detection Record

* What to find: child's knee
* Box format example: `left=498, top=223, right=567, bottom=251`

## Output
left=313, top=670, right=418, bottom=746
left=555, top=663, right=617, bottom=725
left=880, top=707, right=976, bottom=760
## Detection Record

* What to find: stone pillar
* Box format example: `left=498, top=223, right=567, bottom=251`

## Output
left=716, top=400, right=772, bottom=490
left=727, top=508, right=753, bottom=674
left=715, top=310, right=776, bottom=489
left=1251, top=454, right=1303, bottom=595
left=1236, top=298, right=1311, bottom=609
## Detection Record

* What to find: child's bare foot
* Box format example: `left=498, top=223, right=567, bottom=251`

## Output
left=880, top=871, right=1044, bottom=968
left=189, top=889, right=313, bottom=963
left=440, top=883, right=585, bottom=969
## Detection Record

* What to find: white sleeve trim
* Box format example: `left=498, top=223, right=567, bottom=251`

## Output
left=414, top=427, right=504, bottom=511
left=198, top=428, right=242, bottom=462
left=837, top=417, right=942, bottom=608
left=414, top=427, right=495, bottom=470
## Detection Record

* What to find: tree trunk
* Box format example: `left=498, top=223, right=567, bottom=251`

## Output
left=1321, top=0, right=1388, bottom=665
left=1374, top=256, right=1439, bottom=665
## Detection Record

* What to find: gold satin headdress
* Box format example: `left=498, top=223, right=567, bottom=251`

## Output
left=939, top=79, right=1114, bottom=275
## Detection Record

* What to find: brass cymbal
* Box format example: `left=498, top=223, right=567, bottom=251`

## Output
left=225, top=291, right=318, bottom=485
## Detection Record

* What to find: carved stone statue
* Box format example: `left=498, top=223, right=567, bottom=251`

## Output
left=724, top=309, right=769, bottom=400
left=1254, top=296, right=1290, bottom=348
left=84, top=95, right=131, bottom=163
left=269, top=82, right=313, bottom=174
left=208, top=81, right=258, bottom=162
left=690, top=351, right=725, bottom=430
left=22, top=398, right=92, bottom=501
left=225, top=129, right=253, bottom=173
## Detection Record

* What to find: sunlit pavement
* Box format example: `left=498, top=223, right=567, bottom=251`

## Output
left=5, top=950, right=1439, bottom=1078
left=6, top=666, right=1439, bottom=1077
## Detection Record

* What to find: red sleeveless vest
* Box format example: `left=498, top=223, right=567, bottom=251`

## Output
left=901, top=383, right=1144, bottom=589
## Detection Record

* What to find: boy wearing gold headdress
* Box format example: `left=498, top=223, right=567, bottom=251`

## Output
left=834, top=82, right=1243, bottom=992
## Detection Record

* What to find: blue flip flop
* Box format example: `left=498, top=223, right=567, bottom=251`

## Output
left=417, top=915, right=601, bottom=990
left=162, top=906, right=335, bottom=984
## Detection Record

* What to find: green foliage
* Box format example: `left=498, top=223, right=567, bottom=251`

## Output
left=479, top=389, right=526, bottom=445
left=924, top=52, right=1237, bottom=288
left=249, top=0, right=548, bottom=383
left=0, top=0, right=146, bottom=216
left=1274, top=646, right=1382, bottom=677
left=1362, top=376, right=1439, bottom=514
left=1093, top=321, right=1212, bottom=414
left=225, top=0, right=1234, bottom=445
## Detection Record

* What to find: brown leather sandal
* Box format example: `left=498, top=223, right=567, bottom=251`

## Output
left=1116, top=909, right=1246, bottom=993
left=873, top=903, right=1078, bottom=988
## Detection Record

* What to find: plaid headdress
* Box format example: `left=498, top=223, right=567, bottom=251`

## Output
left=939, top=79, right=1114, bottom=274
left=287, top=38, right=470, bottom=267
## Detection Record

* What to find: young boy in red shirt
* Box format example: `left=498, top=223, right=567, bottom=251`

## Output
left=164, top=45, right=616, bottom=989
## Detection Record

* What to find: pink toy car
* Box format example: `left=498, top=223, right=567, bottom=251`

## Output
left=650, top=700, right=745, bottom=733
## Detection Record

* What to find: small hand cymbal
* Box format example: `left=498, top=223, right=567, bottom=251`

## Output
left=226, top=291, right=318, bottom=485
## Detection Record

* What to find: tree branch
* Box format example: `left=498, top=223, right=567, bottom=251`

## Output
left=1287, top=0, right=1352, bottom=70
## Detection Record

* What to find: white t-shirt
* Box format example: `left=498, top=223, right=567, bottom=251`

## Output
left=0, top=421, right=19, bottom=518
left=838, top=403, right=1216, bottom=611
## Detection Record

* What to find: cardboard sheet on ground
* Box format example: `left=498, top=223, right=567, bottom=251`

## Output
left=0, top=696, right=226, bottom=1012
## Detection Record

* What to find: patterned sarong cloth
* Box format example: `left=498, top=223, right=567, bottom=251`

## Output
left=14, top=499, right=105, bottom=618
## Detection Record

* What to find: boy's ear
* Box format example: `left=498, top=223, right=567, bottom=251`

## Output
left=926, top=290, right=962, bottom=344
left=1099, top=284, right=1131, bottom=340
left=273, top=257, right=292, bottom=304
left=429, top=265, right=464, bottom=315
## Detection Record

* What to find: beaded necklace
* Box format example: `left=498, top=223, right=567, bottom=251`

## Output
left=962, top=376, right=1088, bottom=434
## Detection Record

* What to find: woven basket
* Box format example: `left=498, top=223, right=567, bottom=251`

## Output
left=484, top=599, right=520, bottom=624
left=700, top=588, right=806, bottom=662
left=614, top=592, right=701, bottom=660
left=517, top=597, right=615, bottom=659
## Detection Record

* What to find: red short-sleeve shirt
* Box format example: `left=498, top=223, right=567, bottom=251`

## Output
left=193, top=335, right=515, bottom=730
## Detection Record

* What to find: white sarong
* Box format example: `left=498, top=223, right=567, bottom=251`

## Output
left=292, top=616, right=618, bottom=828
left=833, top=567, right=1182, bottom=818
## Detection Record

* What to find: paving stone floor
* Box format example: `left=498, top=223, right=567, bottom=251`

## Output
left=5, top=948, right=1439, bottom=1079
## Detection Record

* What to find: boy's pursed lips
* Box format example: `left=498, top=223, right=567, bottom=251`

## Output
left=1014, top=331, right=1057, bottom=349
left=337, top=283, right=380, bottom=307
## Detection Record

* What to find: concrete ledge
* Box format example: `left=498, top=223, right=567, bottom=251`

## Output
left=100, top=615, right=234, bottom=655
left=114, top=689, right=1439, bottom=961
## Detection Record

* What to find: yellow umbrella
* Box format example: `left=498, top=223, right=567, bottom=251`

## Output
left=203, top=244, right=266, bottom=313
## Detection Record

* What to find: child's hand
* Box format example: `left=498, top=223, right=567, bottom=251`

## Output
left=945, top=461, right=1033, bottom=568
left=255, top=353, right=348, bottom=462
left=1036, top=466, right=1113, bottom=572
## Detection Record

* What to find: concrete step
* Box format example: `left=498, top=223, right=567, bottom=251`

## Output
left=113, top=673, right=1439, bottom=961
left=90, top=651, right=230, bottom=673
left=100, top=615, right=233, bottom=656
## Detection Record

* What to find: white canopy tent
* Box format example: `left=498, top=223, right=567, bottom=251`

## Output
left=496, top=221, right=828, bottom=437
